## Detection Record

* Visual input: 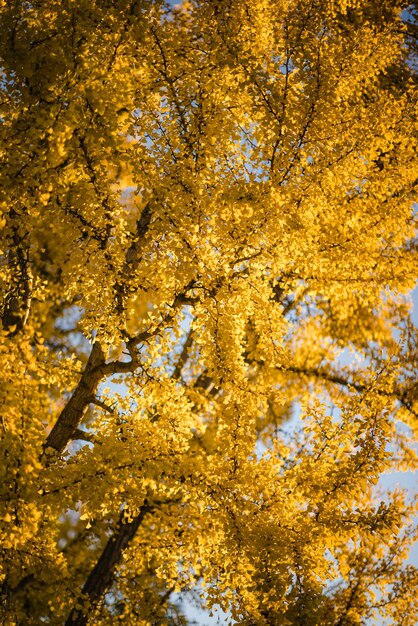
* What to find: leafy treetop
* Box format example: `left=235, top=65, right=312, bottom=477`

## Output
left=0, top=0, right=417, bottom=624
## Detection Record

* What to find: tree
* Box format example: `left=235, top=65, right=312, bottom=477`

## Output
left=0, top=0, right=417, bottom=623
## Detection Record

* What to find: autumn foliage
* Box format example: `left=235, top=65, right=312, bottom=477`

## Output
left=1, top=0, right=418, bottom=624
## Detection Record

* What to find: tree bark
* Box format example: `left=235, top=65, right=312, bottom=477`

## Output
left=65, top=504, right=153, bottom=626
left=44, top=342, right=106, bottom=454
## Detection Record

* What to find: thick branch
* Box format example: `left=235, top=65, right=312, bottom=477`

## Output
left=63, top=324, right=196, bottom=624
left=44, top=283, right=196, bottom=456
left=1, top=215, right=33, bottom=335
left=44, top=342, right=106, bottom=455
left=172, top=329, right=193, bottom=379
left=65, top=503, right=153, bottom=626
left=115, top=201, right=152, bottom=315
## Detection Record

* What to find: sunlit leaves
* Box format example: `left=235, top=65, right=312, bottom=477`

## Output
left=1, top=0, right=417, bottom=624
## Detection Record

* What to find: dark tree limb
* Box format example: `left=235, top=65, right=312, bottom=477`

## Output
left=63, top=321, right=196, bottom=625
left=65, top=503, right=153, bottom=626
left=172, top=329, right=193, bottom=380
left=284, top=365, right=418, bottom=419
left=1, top=214, right=33, bottom=336
left=43, top=342, right=106, bottom=455
left=115, top=201, right=152, bottom=315
left=43, top=281, right=197, bottom=457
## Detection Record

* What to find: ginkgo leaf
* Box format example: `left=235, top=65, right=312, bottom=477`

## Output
left=0, top=1, right=417, bottom=625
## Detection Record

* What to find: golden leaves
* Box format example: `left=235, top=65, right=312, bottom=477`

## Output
left=0, top=0, right=417, bottom=624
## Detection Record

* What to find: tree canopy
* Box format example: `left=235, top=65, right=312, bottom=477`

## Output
left=1, top=0, right=418, bottom=624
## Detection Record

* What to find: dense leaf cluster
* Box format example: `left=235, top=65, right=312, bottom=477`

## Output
left=0, top=1, right=417, bottom=624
